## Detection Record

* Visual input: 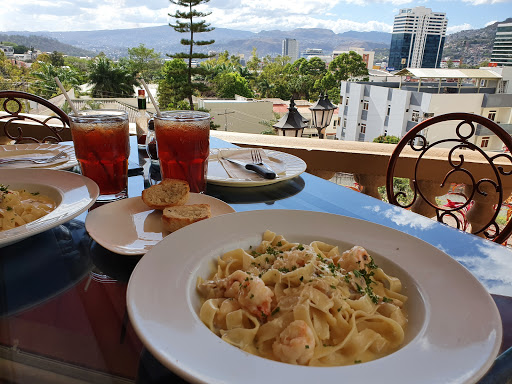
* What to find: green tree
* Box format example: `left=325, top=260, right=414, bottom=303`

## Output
left=49, top=51, right=65, bottom=67
left=125, top=44, right=162, bottom=81
left=246, top=47, right=260, bottom=72
left=168, top=0, right=215, bottom=109
left=214, top=72, right=254, bottom=98
left=329, top=51, right=369, bottom=83
left=158, top=58, right=190, bottom=109
left=88, top=56, right=138, bottom=98
left=30, top=62, right=80, bottom=98
left=373, top=135, right=400, bottom=144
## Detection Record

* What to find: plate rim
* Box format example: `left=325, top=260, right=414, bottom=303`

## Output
left=0, top=143, right=78, bottom=170
left=85, top=194, right=236, bottom=256
left=0, top=168, right=99, bottom=247
left=127, top=209, right=502, bottom=384
left=207, top=148, right=307, bottom=187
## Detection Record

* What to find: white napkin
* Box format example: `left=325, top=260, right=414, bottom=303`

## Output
left=218, top=148, right=285, bottom=180
left=0, top=149, right=69, bottom=169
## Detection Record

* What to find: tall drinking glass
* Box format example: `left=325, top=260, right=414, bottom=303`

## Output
left=69, top=110, right=130, bottom=201
left=154, top=111, right=210, bottom=193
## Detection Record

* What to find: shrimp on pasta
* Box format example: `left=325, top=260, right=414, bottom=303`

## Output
left=197, top=230, right=408, bottom=367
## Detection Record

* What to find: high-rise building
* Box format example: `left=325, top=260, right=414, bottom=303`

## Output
left=491, top=22, right=512, bottom=67
left=388, top=6, right=448, bottom=70
left=282, top=38, right=299, bottom=62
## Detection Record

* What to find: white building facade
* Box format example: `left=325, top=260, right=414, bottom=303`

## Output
left=333, top=48, right=375, bottom=69
left=491, top=22, right=512, bottom=67
left=282, top=39, right=299, bottom=62
left=388, top=6, right=448, bottom=70
left=337, top=75, right=512, bottom=152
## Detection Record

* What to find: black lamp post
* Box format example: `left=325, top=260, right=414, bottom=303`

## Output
left=273, top=98, right=308, bottom=137
left=309, top=93, right=336, bottom=139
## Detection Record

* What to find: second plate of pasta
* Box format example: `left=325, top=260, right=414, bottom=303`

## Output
left=127, top=210, right=501, bottom=384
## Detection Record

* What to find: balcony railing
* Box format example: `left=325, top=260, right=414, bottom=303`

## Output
left=211, top=130, right=512, bottom=241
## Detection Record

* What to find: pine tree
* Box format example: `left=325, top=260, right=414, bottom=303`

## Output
left=168, top=0, right=215, bottom=110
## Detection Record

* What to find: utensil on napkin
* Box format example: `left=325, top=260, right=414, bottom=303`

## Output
left=218, top=148, right=285, bottom=181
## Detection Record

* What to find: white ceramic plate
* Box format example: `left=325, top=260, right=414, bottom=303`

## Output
left=0, top=169, right=99, bottom=248
left=127, top=210, right=502, bottom=384
left=0, top=143, right=78, bottom=170
left=207, top=148, right=307, bottom=187
left=85, top=194, right=236, bottom=255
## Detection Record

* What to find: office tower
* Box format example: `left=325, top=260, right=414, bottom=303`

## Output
left=491, top=22, right=512, bottom=67
left=282, top=38, right=299, bottom=62
left=388, top=6, right=448, bottom=70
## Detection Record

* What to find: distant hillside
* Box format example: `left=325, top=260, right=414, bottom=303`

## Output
left=6, top=26, right=391, bottom=59
left=0, top=33, right=95, bottom=57
left=444, top=18, right=512, bottom=66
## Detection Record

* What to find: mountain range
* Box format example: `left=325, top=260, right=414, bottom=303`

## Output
left=3, top=26, right=391, bottom=59
left=2, top=18, right=508, bottom=65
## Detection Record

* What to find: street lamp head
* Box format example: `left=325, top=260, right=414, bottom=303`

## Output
left=309, top=93, right=336, bottom=138
left=272, top=97, right=308, bottom=137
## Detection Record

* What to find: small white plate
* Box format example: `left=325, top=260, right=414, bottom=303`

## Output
left=0, top=169, right=99, bottom=248
left=0, top=143, right=77, bottom=170
left=85, top=194, right=236, bottom=255
left=207, top=148, right=307, bottom=187
left=127, top=210, right=502, bottom=384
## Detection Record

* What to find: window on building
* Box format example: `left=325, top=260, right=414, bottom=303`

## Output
left=360, top=124, right=366, bottom=134
left=339, top=96, right=343, bottom=105
left=343, top=119, right=347, bottom=128
left=412, top=110, right=420, bottom=122
left=387, top=106, right=391, bottom=116
left=345, top=97, right=350, bottom=106
left=488, top=111, right=496, bottom=121
left=363, top=100, right=369, bottom=110
left=481, top=137, right=490, bottom=148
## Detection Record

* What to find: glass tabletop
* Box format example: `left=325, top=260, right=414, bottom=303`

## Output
left=0, top=136, right=510, bottom=383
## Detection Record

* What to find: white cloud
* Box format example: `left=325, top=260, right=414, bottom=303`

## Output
left=485, top=20, right=498, bottom=26
left=447, top=23, right=473, bottom=34
left=462, top=0, right=511, bottom=4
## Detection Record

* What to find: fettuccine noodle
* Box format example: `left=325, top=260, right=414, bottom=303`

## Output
left=197, top=230, right=408, bottom=366
left=0, top=184, right=55, bottom=231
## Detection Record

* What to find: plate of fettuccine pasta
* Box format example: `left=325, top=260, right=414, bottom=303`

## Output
left=127, top=210, right=501, bottom=384
left=0, top=169, right=99, bottom=247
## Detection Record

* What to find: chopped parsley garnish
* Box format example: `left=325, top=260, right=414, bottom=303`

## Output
left=354, top=360, right=362, bottom=364
left=31, top=192, right=40, bottom=195
left=266, top=246, right=280, bottom=256
left=305, top=345, right=310, bottom=349
left=276, top=241, right=283, bottom=247
left=297, top=244, right=304, bottom=251
left=6, top=206, right=12, bottom=211
left=271, top=307, right=280, bottom=316
left=277, top=267, right=289, bottom=273
left=330, top=285, right=336, bottom=289
left=382, top=297, right=393, bottom=303
left=299, top=276, right=304, bottom=282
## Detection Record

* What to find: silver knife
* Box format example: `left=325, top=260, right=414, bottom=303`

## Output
left=222, top=157, right=276, bottom=179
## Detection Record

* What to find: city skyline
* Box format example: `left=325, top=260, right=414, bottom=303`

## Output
left=0, top=0, right=510, bottom=35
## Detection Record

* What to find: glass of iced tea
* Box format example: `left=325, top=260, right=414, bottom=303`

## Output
left=69, top=110, right=130, bottom=201
left=153, top=111, right=210, bottom=193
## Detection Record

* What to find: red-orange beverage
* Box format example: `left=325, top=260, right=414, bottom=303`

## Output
left=154, top=111, right=210, bottom=193
left=70, top=110, right=130, bottom=201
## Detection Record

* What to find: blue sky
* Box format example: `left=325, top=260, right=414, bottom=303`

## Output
left=0, top=0, right=510, bottom=34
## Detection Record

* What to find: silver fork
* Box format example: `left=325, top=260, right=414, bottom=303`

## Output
left=251, top=149, right=275, bottom=173
left=0, top=151, right=67, bottom=165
